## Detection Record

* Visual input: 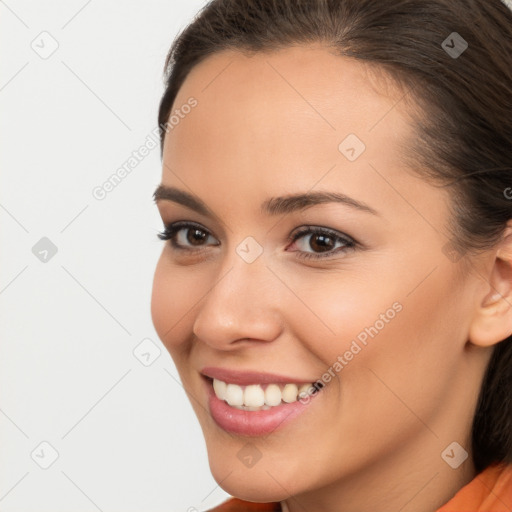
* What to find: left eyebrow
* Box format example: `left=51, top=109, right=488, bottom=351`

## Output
left=261, top=191, right=380, bottom=217
left=153, top=185, right=380, bottom=218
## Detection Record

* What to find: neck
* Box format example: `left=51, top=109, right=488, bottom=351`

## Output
left=282, top=429, right=477, bottom=512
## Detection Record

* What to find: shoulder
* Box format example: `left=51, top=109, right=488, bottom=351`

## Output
left=206, top=464, right=512, bottom=511
left=206, top=497, right=281, bottom=511
left=437, top=462, right=512, bottom=511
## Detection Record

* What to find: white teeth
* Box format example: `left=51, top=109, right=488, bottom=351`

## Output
left=264, top=384, right=282, bottom=406
left=298, top=383, right=313, bottom=400
left=212, top=378, right=320, bottom=409
left=213, top=379, right=227, bottom=401
left=225, top=383, right=244, bottom=406
left=244, top=385, right=265, bottom=407
left=282, top=383, right=299, bottom=403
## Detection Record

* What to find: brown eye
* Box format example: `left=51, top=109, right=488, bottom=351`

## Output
left=182, top=227, right=209, bottom=246
left=308, top=233, right=336, bottom=252
left=157, top=222, right=219, bottom=250
left=288, top=226, right=356, bottom=260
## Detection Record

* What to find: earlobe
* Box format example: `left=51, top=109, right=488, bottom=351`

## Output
left=469, top=284, right=512, bottom=348
left=468, top=225, right=512, bottom=348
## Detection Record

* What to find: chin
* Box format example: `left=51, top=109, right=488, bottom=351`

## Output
left=210, top=466, right=289, bottom=504
left=204, top=442, right=303, bottom=503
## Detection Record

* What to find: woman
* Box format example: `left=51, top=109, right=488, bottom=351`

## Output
left=151, top=1, right=512, bottom=510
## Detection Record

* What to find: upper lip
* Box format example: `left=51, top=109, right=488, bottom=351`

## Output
left=201, top=366, right=315, bottom=386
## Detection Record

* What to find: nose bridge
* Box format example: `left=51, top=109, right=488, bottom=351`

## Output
left=192, top=242, right=283, bottom=346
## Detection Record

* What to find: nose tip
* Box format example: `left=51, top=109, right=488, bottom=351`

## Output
left=191, top=262, right=283, bottom=349
left=192, top=296, right=283, bottom=349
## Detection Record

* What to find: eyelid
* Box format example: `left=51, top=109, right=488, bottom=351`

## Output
left=288, top=225, right=354, bottom=244
left=158, top=220, right=359, bottom=261
left=286, top=225, right=357, bottom=260
left=158, top=220, right=220, bottom=247
left=157, top=202, right=227, bottom=236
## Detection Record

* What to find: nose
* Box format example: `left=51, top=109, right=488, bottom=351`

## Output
left=192, top=251, right=283, bottom=350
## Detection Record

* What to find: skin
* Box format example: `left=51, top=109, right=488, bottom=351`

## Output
left=151, top=46, right=512, bottom=512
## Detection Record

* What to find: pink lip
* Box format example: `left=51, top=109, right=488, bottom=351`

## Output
left=203, top=377, right=319, bottom=436
left=201, top=366, right=315, bottom=386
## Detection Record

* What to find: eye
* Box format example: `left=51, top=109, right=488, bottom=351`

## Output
left=157, top=221, right=357, bottom=260
left=287, top=226, right=357, bottom=260
left=157, top=221, right=219, bottom=251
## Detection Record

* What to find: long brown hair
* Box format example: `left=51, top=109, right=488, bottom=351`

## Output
left=157, top=0, right=512, bottom=473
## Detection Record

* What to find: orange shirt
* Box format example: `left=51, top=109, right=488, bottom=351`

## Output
left=207, top=462, right=512, bottom=511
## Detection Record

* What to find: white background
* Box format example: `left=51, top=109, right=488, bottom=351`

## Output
left=2, top=1, right=512, bottom=511
left=0, top=1, right=229, bottom=511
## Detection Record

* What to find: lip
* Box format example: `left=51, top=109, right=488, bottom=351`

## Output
left=200, top=366, right=316, bottom=386
left=202, top=376, right=320, bottom=436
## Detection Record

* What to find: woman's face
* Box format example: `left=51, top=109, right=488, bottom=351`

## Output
left=151, top=46, right=489, bottom=506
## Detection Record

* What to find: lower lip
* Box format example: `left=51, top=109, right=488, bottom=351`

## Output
left=204, top=378, right=320, bottom=436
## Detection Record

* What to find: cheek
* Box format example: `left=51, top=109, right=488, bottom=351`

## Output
left=284, top=272, right=405, bottom=366
left=150, top=257, right=168, bottom=337
left=296, top=267, right=461, bottom=415
left=150, top=255, right=199, bottom=353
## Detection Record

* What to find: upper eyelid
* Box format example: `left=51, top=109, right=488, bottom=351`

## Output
left=164, top=220, right=355, bottom=245
left=292, top=225, right=353, bottom=239
left=172, top=220, right=219, bottom=237
left=157, top=204, right=230, bottom=237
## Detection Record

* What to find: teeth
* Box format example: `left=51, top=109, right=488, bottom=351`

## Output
left=213, top=379, right=227, bottom=401
left=244, top=384, right=265, bottom=407
left=225, top=383, right=244, bottom=406
left=282, top=383, right=299, bottom=403
left=212, top=378, right=320, bottom=409
left=298, top=383, right=313, bottom=400
left=265, top=384, right=282, bottom=406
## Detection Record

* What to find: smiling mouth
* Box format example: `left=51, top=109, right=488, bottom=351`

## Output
left=204, top=376, right=323, bottom=411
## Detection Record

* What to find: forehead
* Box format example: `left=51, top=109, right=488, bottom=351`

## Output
left=161, top=46, right=448, bottom=228
left=168, top=45, right=409, bottom=151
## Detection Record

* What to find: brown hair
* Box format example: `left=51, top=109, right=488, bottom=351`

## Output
left=157, top=0, right=512, bottom=472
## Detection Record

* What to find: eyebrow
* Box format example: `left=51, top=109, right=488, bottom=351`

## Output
left=153, top=185, right=380, bottom=217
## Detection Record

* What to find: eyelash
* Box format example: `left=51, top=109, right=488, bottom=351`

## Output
left=157, top=221, right=358, bottom=260
left=157, top=221, right=357, bottom=261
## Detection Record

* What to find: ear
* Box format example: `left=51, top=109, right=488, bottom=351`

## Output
left=468, top=224, right=512, bottom=348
